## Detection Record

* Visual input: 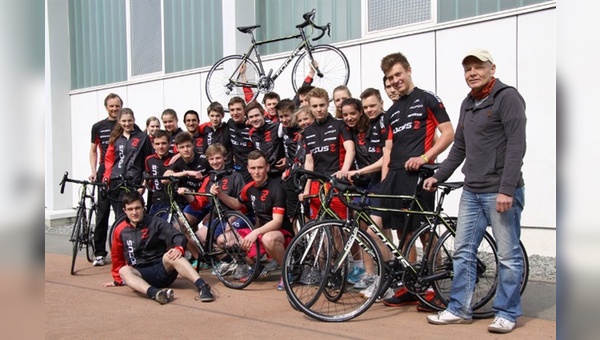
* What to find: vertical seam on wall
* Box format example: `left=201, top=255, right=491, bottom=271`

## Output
left=434, top=31, right=438, bottom=94
left=515, top=15, right=519, bottom=89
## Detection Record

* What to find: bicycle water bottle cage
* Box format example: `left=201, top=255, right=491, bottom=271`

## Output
left=237, top=25, right=261, bottom=34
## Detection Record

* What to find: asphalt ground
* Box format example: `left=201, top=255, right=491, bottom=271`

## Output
left=45, top=233, right=556, bottom=339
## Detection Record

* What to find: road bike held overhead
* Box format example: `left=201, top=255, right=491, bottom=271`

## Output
left=205, top=9, right=349, bottom=108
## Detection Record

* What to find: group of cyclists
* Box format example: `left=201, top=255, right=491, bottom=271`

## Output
left=89, top=49, right=527, bottom=334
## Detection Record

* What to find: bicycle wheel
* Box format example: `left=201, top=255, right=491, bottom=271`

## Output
left=209, top=211, right=261, bottom=289
left=470, top=240, right=530, bottom=319
left=430, top=230, right=498, bottom=315
left=85, top=204, right=96, bottom=262
left=291, top=44, right=349, bottom=95
left=322, top=226, right=349, bottom=303
left=107, top=214, right=127, bottom=250
left=205, top=55, right=260, bottom=107
left=284, top=220, right=384, bottom=322
left=70, top=207, right=85, bottom=275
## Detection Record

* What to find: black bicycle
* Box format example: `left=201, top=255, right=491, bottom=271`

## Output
left=205, top=8, right=349, bottom=107
left=59, top=172, right=105, bottom=275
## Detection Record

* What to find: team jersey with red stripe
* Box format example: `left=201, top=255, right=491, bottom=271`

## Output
left=249, top=122, right=284, bottom=170
left=227, top=119, right=255, bottom=168
left=144, top=153, right=173, bottom=203
left=280, top=125, right=303, bottom=170
left=190, top=170, right=247, bottom=213
left=103, top=129, right=153, bottom=183
left=167, top=152, right=210, bottom=191
left=384, top=87, right=450, bottom=169
left=238, top=178, right=291, bottom=233
left=90, top=119, right=117, bottom=167
left=303, top=114, right=353, bottom=174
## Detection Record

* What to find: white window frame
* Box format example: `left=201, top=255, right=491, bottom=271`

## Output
left=125, top=0, right=165, bottom=81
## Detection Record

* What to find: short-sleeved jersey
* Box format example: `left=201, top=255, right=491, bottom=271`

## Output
left=239, top=178, right=291, bottom=233
left=144, top=153, right=173, bottom=203
left=90, top=119, right=117, bottom=167
left=167, top=152, right=210, bottom=191
left=191, top=170, right=247, bottom=213
left=227, top=119, right=255, bottom=168
left=198, top=122, right=233, bottom=167
left=103, top=129, right=153, bottom=184
left=249, top=122, right=284, bottom=170
left=191, top=131, right=205, bottom=154
left=303, top=114, right=353, bottom=174
left=384, top=87, right=450, bottom=169
left=168, top=128, right=184, bottom=154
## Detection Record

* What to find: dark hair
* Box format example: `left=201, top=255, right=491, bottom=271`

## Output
left=341, top=98, right=369, bottom=132
left=153, top=129, right=169, bottom=141
left=382, top=75, right=388, bottom=88
left=109, top=108, right=135, bottom=144
left=381, top=52, right=411, bottom=74
left=247, top=149, right=267, bottom=162
left=122, top=191, right=145, bottom=207
left=228, top=96, right=246, bottom=109
left=297, top=85, right=315, bottom=96
left=174, top=131, right=193, bottom=145
left=360, top=87, right=383, bottom=102
left=262, top=92, right=280, bottom=104
left=161, top=108, right=178, bottom=121
left=275, top=98, right=296, bottom=114
left=184, top=110, right=199, bottom=122
left=244, top=101, right=265, bottom=117
left=104, top=93, right=123, bottom=107
left=207, top=101, right=225, bottom=116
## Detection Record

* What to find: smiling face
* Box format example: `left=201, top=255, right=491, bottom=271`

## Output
left=162, top=113, right=178, bottom=133
left=123, top=199, right=144, bottom=225
left=246, top=108, right=265, bottom=129
left=208, top=152, right=225, bottom=170
left=146, top=119, right=160, bottom=136
left=105, top=97, right=122, bottom=120
left=361, top=95, right=384, bottom=120
left=119, top=113, right=135, bottom=132
left=229, top=103, right=245, bottom=123
left=384, top=78, right=400, bottom=102
left=333, top=89, right=351, bottom=110
left=184, top=114, right=199, bottom=133
left=264, top=98, right=279, bottom=118
left=296, top=111, right=314, bottom=129
left=342, top=104, right=361, bottom=128
left=463, top=57, right=496, bottom=92
left=385, top=63, right=413, bottom=96
left=278, top=110, right=293, bottom=128
left=247, top=156, right=269, bottom=186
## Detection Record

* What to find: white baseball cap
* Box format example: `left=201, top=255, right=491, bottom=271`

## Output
left=462, top=49, right=494, bottom=64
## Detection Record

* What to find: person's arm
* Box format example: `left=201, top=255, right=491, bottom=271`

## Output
left=337, top=140, right=355, bottom=178
left=102, top=144, right=116, bottom=183
left=348, top=157, right=383, bottom=178
left=89, top=143, right=98, bottom=181
left=103, top=221, right=127, bottom=287
left=380, top=137, right=392, bottom=181
left=301, top=152, right=314, bottom=199
left=405, top=121, right=455, bottom=171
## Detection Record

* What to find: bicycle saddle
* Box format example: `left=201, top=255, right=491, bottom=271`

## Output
left=237, top=25, right=261, bottom=34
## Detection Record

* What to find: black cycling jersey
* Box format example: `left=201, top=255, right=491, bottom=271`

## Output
left=384, top=87, right=450, bottom=169
left=280, top=125, right=302, bottom=170
left=303, top=114, right=353, bottom=174
left=226, top=119, right=255, bottom=168
left=103, top=129, right=153, bottom=184
left=144, top=153, right=173, bottom=203
left=167, top=152, right=210, bottom=192
left=239, top=177, right=291, bottom=233
left=90, top=118, right=117, bottom=168
left=190, top=170, right=247, bottom=213
left=110, top=215, right=187, bottom=285
left=249, top=122, right=284, bottom=170
left=168, top=127, right=184, bottom=154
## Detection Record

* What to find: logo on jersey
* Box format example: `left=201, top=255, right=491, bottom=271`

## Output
left=131, top=138, right=140, bottom=147
left=221, top=178, right=229, bottom=191
left=392, top=122, right=412, bottom=134
left=413, top=120, right=421, bottom=130
left=126, top=239, right=137, bottom=265
left=260, top=189, right=269, bottom=202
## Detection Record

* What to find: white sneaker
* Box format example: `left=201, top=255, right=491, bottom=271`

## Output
left=488, top=316, right=516, bottom=333
left=359, top=282, right=376, bottom=299
left=353, top=273, right=376, bottom=290
left=93, top=256, right=105, bottom=266
left=427, top=310, right=473, bottom=325
left=375, top=288, right=395, bottom=303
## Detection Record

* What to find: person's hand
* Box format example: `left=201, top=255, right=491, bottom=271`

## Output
left=177, top=187, right=191, bottom=195
left=89, top=173, right=97, bottom=182
left=275, top=158, right=286, bottom=170
left=209, top=183, right=221, bottom=196
left=404, top=156, right=427, bottom=171
left=241, top=230, right=258, bottom=251
left=166, top=247, right=182, bottom=261
left=168, top=153, right=181, bottom=166
left=333, top=170, right=347, bottom=179
left=423, top=177, right=438, bottom=192
left=346, top=170, right=359, bottom=183
left=496, top=193, right=513, bottom=213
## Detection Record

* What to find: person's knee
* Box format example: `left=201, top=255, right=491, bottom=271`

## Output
left=261, top=232, right=283, bottom=250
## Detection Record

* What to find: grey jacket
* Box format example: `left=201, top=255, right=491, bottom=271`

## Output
left=433, top=79, right=526, bottom=196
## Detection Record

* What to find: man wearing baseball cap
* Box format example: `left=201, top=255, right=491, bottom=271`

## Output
left=424, top=49, right=527, bottom=334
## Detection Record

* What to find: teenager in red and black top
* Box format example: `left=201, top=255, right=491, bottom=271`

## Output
left=246, top=101, right=285, bottom=177
left=103, top=108, right=153, bottom=219
left=183, top=110, right=204, bottom=153
left=102, top=191, right=214, bottom=303
left=89, top=93, right=122, bottom=265
left=144, top=130, right=173, bottom=218
left=198, top=101, right=232, bottom=166
left=300, top=87, right=355, bottom=220
left=237, top=150, right=292, bottom=290
left=226, top=96, right=255, bottom=183
left=161, top=108, right=184, bottom=155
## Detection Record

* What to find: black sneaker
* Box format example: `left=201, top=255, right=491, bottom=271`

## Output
left=198, top=283, right=215, bottom=302
left=154, top=288, right=174, bottom=304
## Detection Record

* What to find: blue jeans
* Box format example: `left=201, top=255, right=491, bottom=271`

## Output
left=446, top=187, right=524, bottom=322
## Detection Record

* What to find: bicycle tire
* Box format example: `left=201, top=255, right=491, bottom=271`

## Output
left=291, top=44, right=349, bottom=96
left=152, top=208, right=171, bottom=222
left=107, top=214, right=127, bottom=250
left=70, top=207, right=85, bottom=275
left=85, top=204, right=96, bottom=262
left=322, top=226, right=349, bottom=303
left=430, top=230, right=498, bottom=315
left=283, top=220, right=384, bottom=322
left=209, top=211, right=261, bottom=289
left=205, top=55, right=260, bottom=107
left=471, top=240, right=530, bottom=319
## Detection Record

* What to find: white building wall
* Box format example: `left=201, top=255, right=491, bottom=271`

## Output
left=49, top=6, right=556, bottom=256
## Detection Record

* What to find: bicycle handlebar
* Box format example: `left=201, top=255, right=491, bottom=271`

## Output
left=59, top=171, right=106, bottom=194
left=296, top=9, right=331, bottom=41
